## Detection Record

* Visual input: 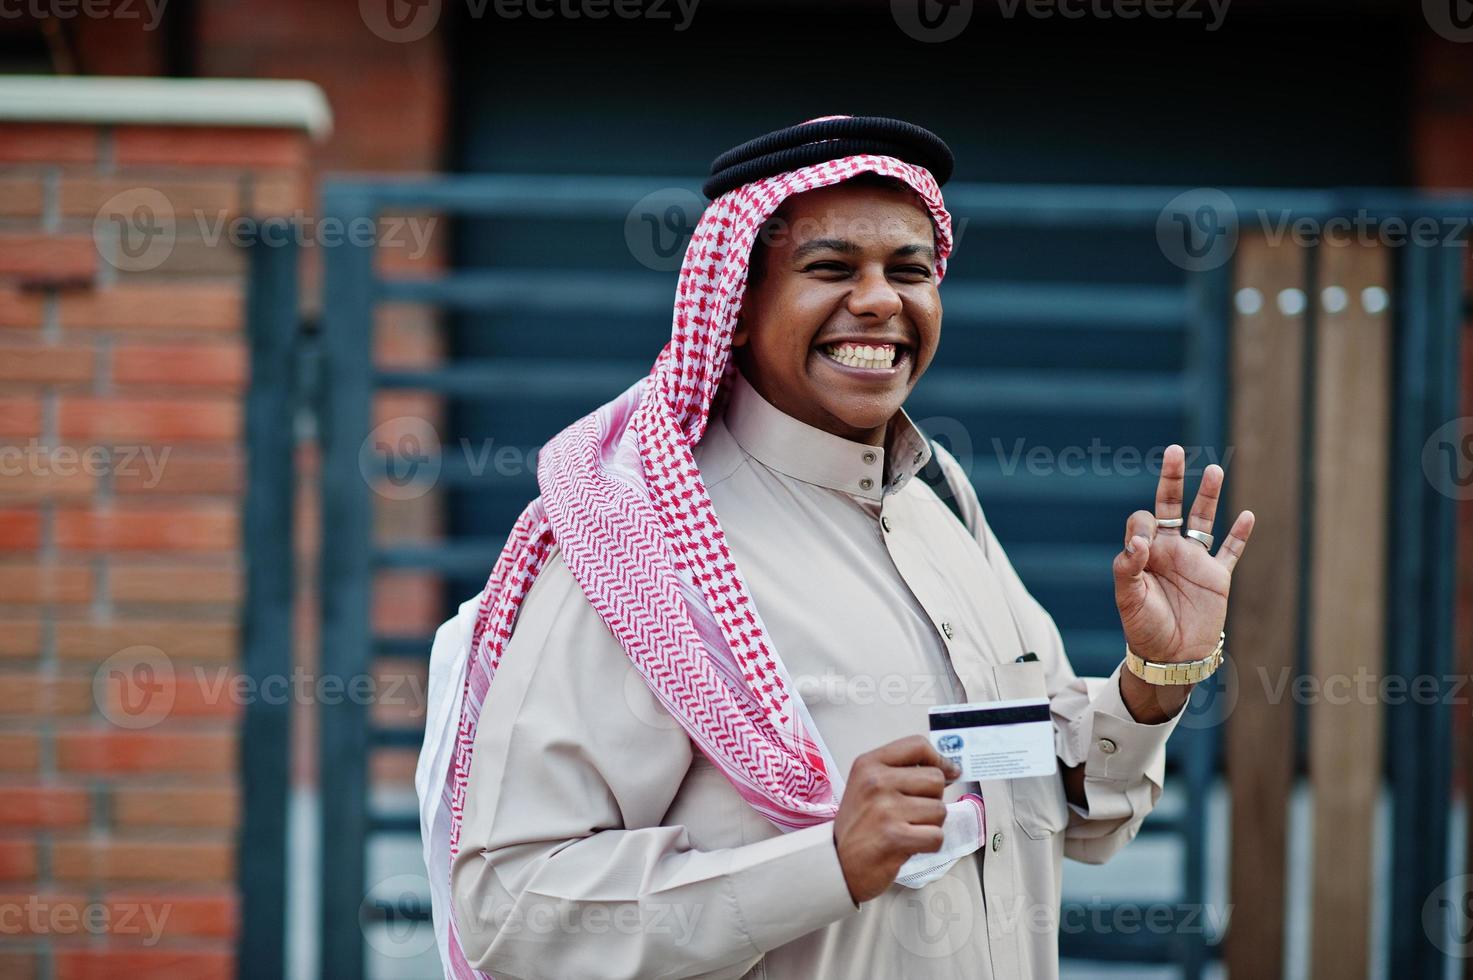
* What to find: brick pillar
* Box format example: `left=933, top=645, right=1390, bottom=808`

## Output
left=0, top=79, right=327, bottom=980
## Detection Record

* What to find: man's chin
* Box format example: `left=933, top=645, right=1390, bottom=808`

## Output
left=812, top=395, right=906, bottom=441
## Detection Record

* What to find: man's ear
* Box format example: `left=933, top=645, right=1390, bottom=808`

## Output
left=731, top=309, right=749, bottom=348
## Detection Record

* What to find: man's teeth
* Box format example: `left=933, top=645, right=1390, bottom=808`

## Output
left=823, top=342, right=897, bottom=370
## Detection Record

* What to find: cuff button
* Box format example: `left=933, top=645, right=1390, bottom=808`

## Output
left=1098, top=738, right=1118, bottom=755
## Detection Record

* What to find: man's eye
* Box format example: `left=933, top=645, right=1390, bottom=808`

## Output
left=802, top=261, right=850, bottom=274
left=893, top=266, right=933, bottom=279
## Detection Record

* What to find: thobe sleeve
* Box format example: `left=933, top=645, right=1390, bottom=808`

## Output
left=449, top=551, right=859, bottom=980
left=933, top=447, right=1185, bottom=865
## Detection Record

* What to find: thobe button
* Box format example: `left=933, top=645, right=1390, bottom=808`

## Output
left=1098, top=738, right=1118, bottom=755
left=881, top=515, right=893, bottom=533
left=859, top=477, right=874, bottom=491
left=862, top=450, right=878, bottom=465
left=941, top=621, right=955, bottom=640
left=991, top=832, right=1004, bottom=852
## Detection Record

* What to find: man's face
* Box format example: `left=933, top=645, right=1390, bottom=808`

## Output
left=732, top=181, right=943, bottom=445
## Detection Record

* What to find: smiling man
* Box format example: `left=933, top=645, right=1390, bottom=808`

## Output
left=418, top=116, right=1256, bottom=980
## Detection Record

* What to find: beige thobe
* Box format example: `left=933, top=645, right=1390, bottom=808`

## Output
left=451, top=371, right=1183, bottom=979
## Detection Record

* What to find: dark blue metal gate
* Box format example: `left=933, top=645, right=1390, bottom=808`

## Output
left=236, top=178, right=1466, bottom=979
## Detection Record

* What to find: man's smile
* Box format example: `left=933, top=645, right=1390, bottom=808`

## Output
left=814, top=340, right=912, bottom=377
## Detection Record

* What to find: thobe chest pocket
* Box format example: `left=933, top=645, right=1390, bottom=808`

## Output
left=992, top=660, right=1070, bottom=840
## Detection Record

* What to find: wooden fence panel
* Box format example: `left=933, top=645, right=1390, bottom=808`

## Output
left=1307, top=241, right=1392, bottom=980
left=1224, top=232, right=1308, bottom=980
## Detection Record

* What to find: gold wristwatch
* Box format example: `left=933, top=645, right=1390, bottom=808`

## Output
left=1124, top=631, right=1225, bottom=686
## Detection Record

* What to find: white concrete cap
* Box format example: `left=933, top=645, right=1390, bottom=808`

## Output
left=0, top=75, right=332, bottom=140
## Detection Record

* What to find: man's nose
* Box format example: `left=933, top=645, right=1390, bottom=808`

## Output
left=845, top=268, right=903, bottom=320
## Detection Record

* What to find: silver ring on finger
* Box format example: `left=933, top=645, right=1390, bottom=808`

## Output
left=1155, top=517, right=1184, bottom=528
left=1184, top=528, right=1213, bottom=550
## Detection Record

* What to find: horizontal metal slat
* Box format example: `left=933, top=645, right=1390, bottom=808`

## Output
left=371, top=726, right=425, bottom=749
left=374, top=634, right=436, bottom=659
left=1009, top=544, right=1120, bottom=586
left=915, top=370, right=1185, bottom=414
left=360, top=897, right=432, bottom=924
left=325, top=173, right=701, bottom=217
left=940, top=282, right=1187, bottom=329
left=381, top=362, right=1186, bottom=416
left=377, top=270, right=674, bottom=313
left=368, top=812, right=420, bottom=835
left=377, top=270, right=1190, bottom=329
left=375, top=540, right=504, bottom=576
left=969, top=464, right=1157, bottom=503
left=377, top=360, right=646, bottom=400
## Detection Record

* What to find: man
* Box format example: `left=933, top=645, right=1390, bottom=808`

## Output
left=416, top=116, right=1255, bottom=979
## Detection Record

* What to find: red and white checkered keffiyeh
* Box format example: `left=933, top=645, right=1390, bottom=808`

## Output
left=421, top=129, right=964, bottom=978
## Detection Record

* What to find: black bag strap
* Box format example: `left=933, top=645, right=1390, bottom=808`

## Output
left=916, top=438, right=972, bottom=533
left=917, top=438, right=1037, bottom=657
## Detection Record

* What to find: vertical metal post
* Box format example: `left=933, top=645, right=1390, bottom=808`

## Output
left=237, top=223, right=301, bottom=979
left=318, top=188, right=378, bottom=980
left=1388, top=235, right=1465, bottom=976
left=1180, top=256, right=1233, bottom=979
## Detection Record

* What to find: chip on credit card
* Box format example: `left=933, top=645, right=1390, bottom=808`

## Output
left=928, top=697, right=1057, bottom=781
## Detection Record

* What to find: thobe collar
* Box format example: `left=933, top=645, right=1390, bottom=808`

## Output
left=721, top=369, right=933, bottom=502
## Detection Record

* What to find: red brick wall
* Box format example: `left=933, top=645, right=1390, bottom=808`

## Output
left=17, top=8, right=451, bottom=976
left=0, top=120, right=313, bottom=980
left=189, top=0, right=450, bottom=794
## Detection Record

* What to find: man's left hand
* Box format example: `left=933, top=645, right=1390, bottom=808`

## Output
left=1110, top=444, right=1256, bottom=723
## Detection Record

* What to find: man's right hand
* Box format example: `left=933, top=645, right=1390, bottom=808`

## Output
left=832, top=735, right=961, bottom=905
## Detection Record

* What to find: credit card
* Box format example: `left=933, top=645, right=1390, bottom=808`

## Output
left=928, top=697, right=1057, bottom=781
